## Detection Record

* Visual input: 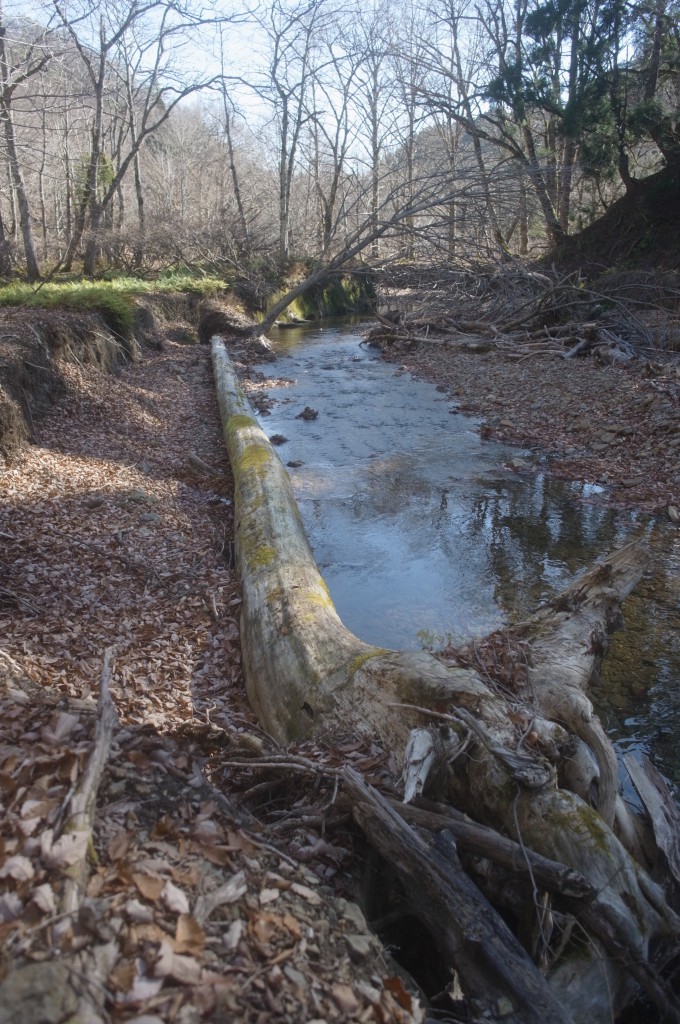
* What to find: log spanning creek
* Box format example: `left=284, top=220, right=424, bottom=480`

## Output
left=257, top=319, right=680, bottom=789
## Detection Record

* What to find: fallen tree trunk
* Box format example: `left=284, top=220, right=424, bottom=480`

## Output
left=211, top=334, right=680, bottom=1022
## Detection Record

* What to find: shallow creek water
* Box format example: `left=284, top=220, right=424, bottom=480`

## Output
left=257, top=321, right=680, bottom=787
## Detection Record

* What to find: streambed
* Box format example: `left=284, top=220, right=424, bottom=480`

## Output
left=256, top=321, right=680, bottom=786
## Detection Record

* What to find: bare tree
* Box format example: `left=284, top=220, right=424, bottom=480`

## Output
left=243, top=0, right=334, bottom=265
left=350, top=0, right=399, bottom=258
left=409, top=0, right=565, bottom=246
left=390, top=0, right=431, bottom=258
left=0, top=3, right=53, bottom=279
left=257, top=160, right=479, bottom=329
left=302, top=37, right=360, bottom=254
left=49, top=0, right=223, bottom=275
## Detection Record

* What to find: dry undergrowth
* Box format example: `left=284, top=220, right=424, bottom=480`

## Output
left=0, top=320, right=417, bottom=1024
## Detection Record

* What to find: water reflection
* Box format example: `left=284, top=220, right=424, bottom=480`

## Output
left=259, top=322, right=680, bottom=786
left=467, top=473, right=637, bottom=618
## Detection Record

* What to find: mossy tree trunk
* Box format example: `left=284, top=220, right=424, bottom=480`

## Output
left=212, top=335, right=680, bottom=1023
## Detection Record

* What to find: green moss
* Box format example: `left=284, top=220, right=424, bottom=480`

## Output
left=236, top=444, right=271, bottom=473
left=227, top=413, right=259, bottom=433
left=262, top=272, right=376, bottom=323
left=316, top=274, right=375, bottom=316
left=305, top=591, right=333, bottom=608
left=249, top=544, right=276, bottom=567
left=259, top=290, right=308, bottom=323
left=346, top=649, right=387, bottom=677
left=545, top=800, right=611, bottom=854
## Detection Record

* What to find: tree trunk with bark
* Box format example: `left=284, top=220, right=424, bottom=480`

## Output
left=211, top=333, right=680, bottom=1022
left=0, top=15, right=44, bottom=281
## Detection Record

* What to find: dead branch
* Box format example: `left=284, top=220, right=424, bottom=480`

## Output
left=188, top=450, right=224, bottom=477
left=368, top=263, right=679, bottom=362
left=60, top=648, right=118, bottom=916
left=344, top=766, right=575, bottom=1024
left=0, top=650, right=119, bottom=1024
left=625, top=754, right=680, bottom=891
left=392, top=798, right=594, bottom=899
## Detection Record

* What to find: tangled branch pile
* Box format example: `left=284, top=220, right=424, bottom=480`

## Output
left=369, top=266, right=680, bottom=364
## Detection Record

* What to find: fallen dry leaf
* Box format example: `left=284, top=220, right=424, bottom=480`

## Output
left=290, top=881, right=321, bottom=906
left=108, top=831, right=133, bottom=861
left=384, top=974, right=414, bottom=1011
left=132, top=873, right=165, bottom=902
left=224, top=918, right=245, bottom=950
left=194, top=870, right=247, bottom=924
left=331, top=983, right=360, bottom=1014
left=0, top=854, right=35, bottom=880
left=174, top=913, right=205, bottom=955
left=124, top=898, right=154, bottom=924
left=42, top=830, right=89, bottom=869
left=0, top=892, right=23, bottom=921
left=108, top=958, right=137, bottom=994
left=161, top=879, right=190, bottom=915
left=115, top=965, right=164, bottom=1006
left=31, top=883, right=56, bottom=914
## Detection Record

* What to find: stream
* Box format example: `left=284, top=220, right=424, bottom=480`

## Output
left=257, top=320, right=680, bottom=788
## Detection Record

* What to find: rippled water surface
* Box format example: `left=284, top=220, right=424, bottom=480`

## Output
left=257, top=321, right=680, bottom=784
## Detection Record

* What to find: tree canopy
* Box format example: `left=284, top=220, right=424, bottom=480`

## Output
left=0, top=0, right=676, bottom=278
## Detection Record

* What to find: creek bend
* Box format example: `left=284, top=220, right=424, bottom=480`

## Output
left=255, top=320, right=680, bottom=787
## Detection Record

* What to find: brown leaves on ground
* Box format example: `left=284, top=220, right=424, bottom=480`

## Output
left=0, top=321, right=419, bottom=1024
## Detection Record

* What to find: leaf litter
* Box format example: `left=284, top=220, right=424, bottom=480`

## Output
left=0, top=317, right=420, bottom=1024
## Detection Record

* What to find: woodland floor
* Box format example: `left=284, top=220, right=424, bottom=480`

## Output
left=0, top=305, right=678, bottom=1024
left=0, top=318, right=417, bottom=1024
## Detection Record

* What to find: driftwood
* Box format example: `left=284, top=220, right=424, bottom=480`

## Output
left=393, top=798, right=595, bottom=899
left=0, top=651, right=118, bottom=1024
left=625, top=753, right=680, bottom=891
left=345, top=767, right=574, bottom=1024
left=187, top=450, right=224, bottom=477
left=211, top=333, right=680, bottom=1023
left=60, top=648, right=117, bottom=916
left=366, top=265, right=672, bottom=362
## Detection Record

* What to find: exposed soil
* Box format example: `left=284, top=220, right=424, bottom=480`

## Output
left=555, top=163, right=680, bottom=272
left=0, top=310, right=419, bottom=1024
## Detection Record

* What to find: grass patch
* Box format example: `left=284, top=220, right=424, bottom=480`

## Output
left=0, top=274, right=228, bottom=336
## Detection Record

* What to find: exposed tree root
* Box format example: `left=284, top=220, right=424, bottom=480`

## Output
left=212, top=333, right=680, bottom=1022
